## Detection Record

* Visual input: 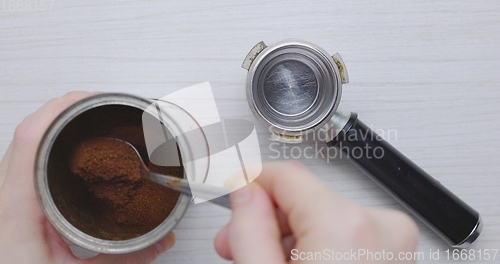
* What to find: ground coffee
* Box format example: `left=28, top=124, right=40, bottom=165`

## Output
left=69, top=137, right=182, bottom=238
left=70, top=138, right=142, bottom=205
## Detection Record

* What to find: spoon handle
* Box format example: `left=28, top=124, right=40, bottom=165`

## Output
left=147, top=171, right=231, bottom=209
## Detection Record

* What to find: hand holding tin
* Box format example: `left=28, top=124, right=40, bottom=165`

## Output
left=0, top=92, right=174, bottom=264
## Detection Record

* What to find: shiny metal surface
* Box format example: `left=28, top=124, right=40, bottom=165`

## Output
left=263, top=60, right=318, bottom=116
left=147, top=171, right=231, bottom=209
left=455, top=217, right=483, bottom=248
left=241, top=41, right=267, bottom=70
left=318, top=111, right=352, bottom=143
left=34, top=94, right=199, bottom=254
left=245, top=39, right=344, bottom=136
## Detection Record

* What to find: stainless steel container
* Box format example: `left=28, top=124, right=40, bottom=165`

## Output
left=34, top=93, right=207, bottom=254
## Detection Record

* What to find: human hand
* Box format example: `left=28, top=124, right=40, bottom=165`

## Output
left=0, top=92, right=175, bottom=264
left=214, top=161, right=419, bottom=263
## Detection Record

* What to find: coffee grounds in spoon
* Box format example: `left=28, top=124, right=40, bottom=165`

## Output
left=69, top=137, right=181, bottom=234
left=70, top=138, right=141, bottom=182
left=70, top=138, right=142, bottom=205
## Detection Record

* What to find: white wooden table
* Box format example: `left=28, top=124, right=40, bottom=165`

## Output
left=1, top=1, right=499, bottom=263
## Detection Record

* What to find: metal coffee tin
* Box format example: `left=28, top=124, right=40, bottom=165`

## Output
left=34, top=93, right=207, bottom=254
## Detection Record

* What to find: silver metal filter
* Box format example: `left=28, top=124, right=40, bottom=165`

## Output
left=244, top=40, right=347, bottom=138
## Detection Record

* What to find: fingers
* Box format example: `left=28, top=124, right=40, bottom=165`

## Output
left=275, top=209, right=291, bottom=235
left=3, top=92, right=95, bottom=201
left=214, top=224, right=231, bottom=260
left=216, top=161, right=419, bottom=262
left=226, top=182, right=286, bottom=264
left=12, top=91, right=94, bottom=146
left=368, top=208, right=419, bottom=253
left=253, top=161, right=360, bottom=247
left=80, top=232, right=176, bottom=264
left=0, top=92, right=97, bottom=226
left=281, top=235, right=296, bottom=260
left=44, top=219, right=75, bottom=260
left=0, top=143, right=13, bottom=189
left=214, top=209, right=293, bottom=261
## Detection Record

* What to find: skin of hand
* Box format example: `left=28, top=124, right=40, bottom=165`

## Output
left=214, top=161, right=419, bottom=264
left=0, top=92, right=175, bottom=264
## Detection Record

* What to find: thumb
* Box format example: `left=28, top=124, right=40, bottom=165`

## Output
left=80, top=232, right=175, bottom=264
left=228, top=183, right=286, bottom=264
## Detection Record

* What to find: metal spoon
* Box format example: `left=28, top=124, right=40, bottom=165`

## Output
left=110, top=138, right=232, bottom=209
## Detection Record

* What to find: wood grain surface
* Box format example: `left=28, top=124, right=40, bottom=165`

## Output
left=1, top=1, right=499, bottom=263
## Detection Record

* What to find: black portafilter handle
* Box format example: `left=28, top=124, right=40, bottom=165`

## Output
left=326, top=112, right=481, bottom=247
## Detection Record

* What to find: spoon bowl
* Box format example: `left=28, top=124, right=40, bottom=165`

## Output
left=110, top=138, right=232, bottom=209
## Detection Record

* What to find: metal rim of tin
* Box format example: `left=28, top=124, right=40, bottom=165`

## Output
left=34, top=93, right=208, bottom=254
left=245, top=39, right=343, bottom=136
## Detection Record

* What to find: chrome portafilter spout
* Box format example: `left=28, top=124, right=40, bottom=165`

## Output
left=242, top=39, right=482, bottom=248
